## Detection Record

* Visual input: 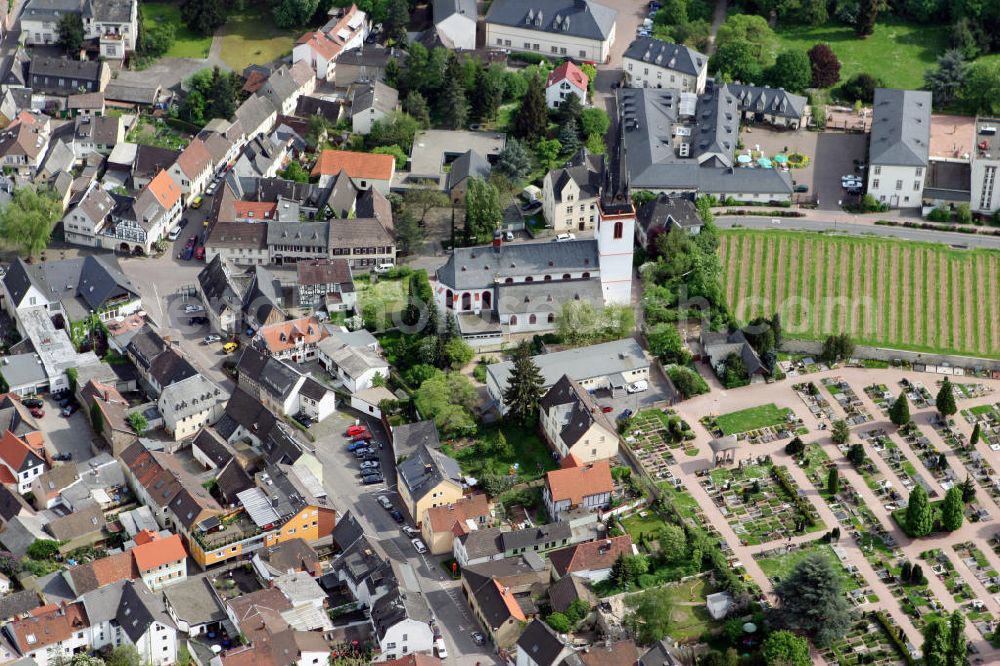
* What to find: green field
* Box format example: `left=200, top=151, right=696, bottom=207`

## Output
left=719, top=230, right=1000, bottom=359
left=219, top=11, right=300, bottom=71
left=714, top=403, right=792, bottom=436
left=775, top=18, right=947, bottom=91
left=143, top=3, right=212, bottom=59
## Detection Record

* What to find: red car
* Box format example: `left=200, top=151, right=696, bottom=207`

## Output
left=194, top=246, right=205, bottom=261
left=346, top=424, right=367, bottom=438
left=351, top=431, right=373, bottom=442
left=600, top=405, right=614, bottom=413
left=29, top=407, right=44, bottom=418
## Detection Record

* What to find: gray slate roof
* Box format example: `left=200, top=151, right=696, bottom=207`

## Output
left=517, top=619, right=570, bottom=666
left=117, top=581, right=174, bottom=643
left=397, top=443, right=462, bottom=503
left=485, top=0, right=617, bottom=41
left=548, top=148, right=603, bottom=202
left=623, top=37, right=707, bottom=77
left=438, top=238, right=599, bottom=291
left=728, top=83, right=807, bottom=121
left=488, top=338, right=648, bottom=394
left=496, top=279, right=603, bottom=316
left=869, top=88, right=931, bottom=167
left=500, top=521, right=571, bottom=552
left=0, top=590, right=41, bottom=621
left=540, top=374, right=615, bottom=447
left=351, top=81, right=398, bottom=117
left=391, top=420, right=440, bottom=459
left=433, top=0, right=476, bottom=22
left=447, top=149, right=491, bottom=191
left=636, top=193, right=700, bottom=235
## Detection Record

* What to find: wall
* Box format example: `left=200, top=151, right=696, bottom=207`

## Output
left=623, top=59, right=701, bottom=93
left=486, top=24, right=611, bottom=62
left=778, top=339, right=1000, bottom=372
left=867, top=163, right=924, bottom=209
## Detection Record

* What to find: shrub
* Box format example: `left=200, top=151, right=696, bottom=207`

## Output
left=928, top=206, right=951, bottom=222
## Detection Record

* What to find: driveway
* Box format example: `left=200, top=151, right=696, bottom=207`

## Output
left=36, top=396, right=98, bottom=463
left=592, top=361, right=676, bottom=419
left=592, top=0, right=650, bottom=113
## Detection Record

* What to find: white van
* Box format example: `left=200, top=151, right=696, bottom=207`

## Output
left=374, top=262, right=395, bottom=274
left=167, top=226, right=181, bottom=241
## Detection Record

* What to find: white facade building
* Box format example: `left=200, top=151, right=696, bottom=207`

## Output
left=971, top=119, right=1000, bottom=214
left=485, top=0, right=617, bottom=63
left=867, top=88, right=931, bottom=209
left=622, top=37, right=707, bottom=93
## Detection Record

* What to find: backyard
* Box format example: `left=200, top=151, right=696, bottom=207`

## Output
left=356, top=274, right=407, bottom=330
left=719, top=230, right=1000, bottom=359
left=219, top=10, right=301, bottom=71
left=143, top=3, right=212, bottom=59
left=442, top=424, right=557, bottom=483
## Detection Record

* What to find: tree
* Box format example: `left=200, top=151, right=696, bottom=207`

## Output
left=464, top=177, right=502, bottom=243
left=441, top=337, right=474, bottom=370
left=808, top=43, right=841, bottom=88
left=937, top=377, right=957, bottom=417
left=105, top=646, right=141, bottom=666
left=840, top=72, right=882, bottom=103
left=403, top=91, right=431, bottom=129
left=946, top=610, right=966, bottom=666
left=273, top=0, right=320, bottom=27
left=439, top=62, right=469, bottom=130
left=710, top=39, right=763, bottom=83
left=535, top=138, right=563, bottom=172
left=128, top=411, right=148, bottom=436
left=413, top=372, right=478, bottom=436
left=394, top=206, right=424, bottom=255
left=847, top=443, right=866, bottom=466
left=971, top=422, right=981, bottom=447
left=557, top=118, right=582, bottom=155
left=956, top=203, right=972, bottom=223
left=140, top=21, right=176, bottom=59
left=658, top=524, right=687, bottom=562
left=785, top=436, right=805, bottom=456
left=827, top=467, right=840, bottom=495
left=773, top=552, right=851, bottom=646
left=820, top=333, right=854, bottom=364
left=369, top=112, right=421, bottom=152
left=856, top=0, right=877, bottom=36
left=925, top=50, right=968, bottom=108
left=700, top=650, right=739, bottom=666
left=205, top=67, right=238, bottom=120
left=611, top=552, right=648, bottom=588
left=722, top=352, right=748, bottom=389
left=494, top=138, right=532, bottom=182
left=305, top=115, right=331, bottom=147
left=625, top=587, right=674, bottom=644
left=471, top=63, right=505, bottom=121
left=512, top=75, right=548, bottom=144
left=715, top=14, right=778, bottom=66
left=89, top=400, right=104, bottom=435
left=941, top=486, right=964, bottom=531
left=279, top=161, right=310, bottom=183
left=766, top=49, right=812, bottom=93
left=960, top=60, right=1000, bottom=115
left=0, top=188, right=62, bottom=260
left=27, top=539, right=61, bottom=560
left=889, top=393, right=911, bottom=426
left=372, top=145, right=408, bottom=169
left=556, top=93, right=584, bottom=127
left=905, top=484, right=933, bottom=537
left=383, top=0, right=409, bottom=43
left=180, top=0, right=226, bottom=35
left=922, top=616, right=949, bottom=666
left=580, top=108, right=611, bottom=139
left=403, top=188, right=449, bottom=225
left=646, top=322, right=690, bottom=364
left=57, top=13, right=84, bottom=53
left=546, top=612, right=572, bottom=633
left=502, top=341, right=545, bottom=426
left=761, top=630, right=810, bottom=666
left=831, top=419, right=850, bottom=445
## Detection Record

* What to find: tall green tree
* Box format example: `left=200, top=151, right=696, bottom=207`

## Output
left=827, top=467, right=839, bottom=495
left=403, top=91, right=431, bottom=129
left=773, top=552, right=851, bottom=646
left=941, top=486, right=964, bottom=531
left=105, top=646, right=142, bottom=666
left=922, top=616, right=949, bottom=666
left=715, top=14, right=778, bottom=65
left=464, top=177, right=502, bottom=243
left=925, top=50, right=968, bottom=108
left=856, top=0, right=878, bottom=36
left=512, top=75, right=548, bottom=145
left=946, top=610, right=966, bottom=666
left=557, top=118, right=582, bottom=156
left=960, top=60, right=1000, bottom=115
left=971, top=422, right=981, bottom=447
left=383, top=0, right=409, bottom=43
left=765, top=49, right=812, bottom=93
left=180, top=0, right=226, bottom=36
left=905, top=484, right=933, bottom=537
left=272, top=0, right=320, bottom=27
left=556, top=93, right=584, bottom=127
left=808, top=43, right=841, bottom=88
left=625, top=587, right=674, bottom=644
left=937, top=377, right=957, bottom=417
left=889, top=393, right=911, bottom=426
left=494, top=138, right=532, bottom=182
left=761, top=630, right=810, bottom=666
left=0, top=188, right=62, bottom=260
left=57, top=13, right=85, bottom=53
left=710, top=39, right=762, bottom=83
left=206, top=67, right=238, bottom=120
left=831, top=419, right=850, bottom=445
left=472, top=63, right=506, bottom=121
left=502, top=341, right=545, bottom=426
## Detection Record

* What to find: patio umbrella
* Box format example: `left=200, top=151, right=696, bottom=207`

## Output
left=737, top=154, right=752, bottom=164
left=773, top=154, right=788, bottom=164
left=757, top=157, right=773, bottom=169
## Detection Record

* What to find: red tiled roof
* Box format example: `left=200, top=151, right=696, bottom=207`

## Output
left=243, top=71, right=269, bottom=94
left=234, top=201, right=277, bottom=220
left=544, top=460, right=613, bottom=506
left=257, top=316, right=327, bottom=354
left=9, top=602, right=88, bottom=651
left=0, top=431, right=38, bottom=473
left=424, top=493, right=491, bottom=535
left=548, top=534, right=633, bottom=577
left=147, top=169, right=182, bottom=210
left=133, top=533, right=187, bottom=571
left=493, top=578, right=527, bottom=622
left=546, top=61, right=589, bottom=92
left=311, top=149, right=394, bottom=180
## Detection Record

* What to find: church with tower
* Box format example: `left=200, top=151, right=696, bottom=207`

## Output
left=433, top=134, right=635, bottom=346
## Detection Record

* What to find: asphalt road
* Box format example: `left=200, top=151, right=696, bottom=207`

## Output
left=717, top=215, right=1000, bottom=250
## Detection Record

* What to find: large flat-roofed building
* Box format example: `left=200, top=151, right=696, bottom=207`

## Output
left=972, top=118, right=1000, bottom=214
left=486, top=338, right=649, bottom=413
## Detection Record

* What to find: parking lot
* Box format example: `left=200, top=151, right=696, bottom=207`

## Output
left=745, top=128, right=869, bottom=210
left=591, top=363, right=678, bottom=421
left=35, top=395, right=99, bottom=463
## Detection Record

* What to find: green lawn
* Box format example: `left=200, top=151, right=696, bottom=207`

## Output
left=622, top=510, right=670, bottom=542
left=219, top=11, right=301, bottom=71
left=757, top=543, right=859, bottom=591
left=714, top=403, right=792, bottom=436
left=774, top=18, right=947, bottom=92
left=443, top=424, right=556, bottom=483
left=660, top=578, right=720, bottom=642
left=356, top=274, right=407, bottom=327
left=143, top=3, right=212, bottom=59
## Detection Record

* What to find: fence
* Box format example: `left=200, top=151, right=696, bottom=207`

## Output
left=779, top=339, right=1000, bottom=373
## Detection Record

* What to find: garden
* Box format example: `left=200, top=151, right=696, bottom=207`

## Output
left=441, top=423, right=556, bottom=489
left=700, top=459, right=824, bottom=546
left=143, top=2, right=212, bottom=59
left=125, top=115, right=192, bottom=151
left=756, top=542, right=862, bottom=594
left=218, top=9, right=302, bottom=71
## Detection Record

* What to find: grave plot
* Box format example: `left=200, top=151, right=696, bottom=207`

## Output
left=897, top=422, right=960, bottom=491
left=865, top=383, right=894, bottom=415
left=866, top=552, right=951, bottom=632
left=862, top=429, right=937, bottom=501
left=920, top=548, right=976, bottom=604
left=820, top=616, right=909, bottom=666
left=899, top=377, right=934, bottom=409
left=777, top=354, right=831, bottom=378
left=961, top=402, right=1000, bottom=451
left=940, top=380, right=993, bottom=400
left=702, top=403, right=805, bottom=444
left=794, top=381, right=837, bottom=420
left=837, top=440, right=897, bottom=499
left=927, top=413, right=1000, bottom=505
left=824, top=377, right=874, bottom=425
left=623, top=409, right=696, bottom=479
left=699, top=459, right=824, bottom=546
left=954, top=541, right=1000, bottom=596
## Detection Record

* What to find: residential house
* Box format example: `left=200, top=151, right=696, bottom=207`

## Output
left=317, top=336, right=388, bottom=393
left=45, top=501, right=107, bottom=553
left=545, top=61, right=589, bottom=110
left=132, top=530, right=188, bottom=591
left=28, top=57, right=110, bottom=96
left=542, top=148, right=603, bottom=233
left=350, top=386, right=396, bottom=419
left=82, top=0, right=140, bottom=57
left=125, top=326, right=198, bottom=396
left=547, top=534, right=634, bottom=582
left=634, top=193, right=701, bottom=248
left=327, top=198, right=396, bottom=268
left=311, top=149, right=395, bottom=192
left=294, top=95, right=344, bottom=130
left=542, top=460, right=613, bottom=521
left=234, top=94, right=277, bottom=144
left=485, top=0, right=618, bottom=63
left=420, top=493, right=492, bottom=555
left=433, top=0, right=476, bottom=49
left=466, top=576, right=527, bottom=649
left=547, top=574, right=596, bottom=613
left=515, top=619, right=575, bottom=666
left=156, top=374, right=228, bottom=441
left=204, top=223, right=270, bottom=267
left=0, top=111, right=52, bottom=176
left=80, top=379, right=136, bottom=455
left=253, top=316, right=328, bottom=363
left=109, top=169, right=183, bottom=255
left=700, top=329, right=768, bottom=384
left=252, top=538, right=322, bottom=580
left=292, top=5, right=368, bottom=81
left=623, top=37, right=708, bottom=93
left=261, top=62, right=316, bottom=117
left=0, top=431, right=45, bottom=494
left=370, top=586, right=434, bottom=661
left=67, top=115, right=122, bottom=159
left=462, top=556, right=548, bottom=648
left=2, top=602, right=90, bottom=666
left=539, top=375, right=619, bottom=464
left=971, top=117, right=1000, bottom=214
left=500, top=522, right=572, bottom=558
left=453, top=527, right=503, bottom=568
left=116, top=581, right=179, bottom=666
left=162, top=577, right=226, bottom=637
left=333, top=44, right=403, bottom=87
left=867, top=88, right=932, bottom=209
left=168, top=138, right=213, bottom=205
left=296, top=259, right=356, bottom=310
left=728, top=83, right=808, bottom=129
left=390, top=419, right=440, bottom=460
left=350, top=81, right=398, bottom=135
left=235, top=348, right=335, bottom=420
left=446, top=149, right=492, bottom=203
left=397, top=443, right=464, bottom=525
left=197, top=255, right=248, bottom=335
left=297, top=377, right=337, bottom=423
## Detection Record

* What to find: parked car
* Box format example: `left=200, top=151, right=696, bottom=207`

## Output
left=189, top=316, right=208, bottom=325
left=178, top=218, right=189, bottom=229
left=61, top=404, right=78, bottom=417
left=793, top=184, right=809, bottom=193
left=52, top=451, right=73, bottom=461
left=22, top=398, right=43, bottom=409
left=167, top=226, right=181, bottom=241
left=353, top=447, right=374, bottom=457
left=360, top=460, right=380, bottom=470
left=194, top=246, right=205, bottom=261
left=377, top=495, right=394, bottom=510
left=223, top=341, right=239, bottom=354
left=203, top=335, right=222, bottom=344
left=361, top=473, right=383, bottom=485
left=626, top=380, right=649, bottom=394
left=191, top=196, right=203, bottom=209
left=180, top=246, right=194, bottom=261
left=600, top=405, right=614, bottom=413
left=389, top=509, right=404, bottom=523
left=185, top=235, right=197, bottom=248
left=346, top=424, right=367, bottom=438
left=402, top=525, right=419, bottom=538
left=554, top=233, right=576, bottom=242
left=471, top=632, right=485, bottom=646
left=618, top=408, right=633, bottom=421
left=184, top=304, right=204, bottom=313
left=29, top=407, right=43, bottom=418
left=411, top=538, right=428, bottom=554
left=433, top=637, right=448, bottom=659
left=350, top=430, right=373, bottom=442
left=347, top=440, right=369, bottom=452
left=504, top=231, right=515, bottom=241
